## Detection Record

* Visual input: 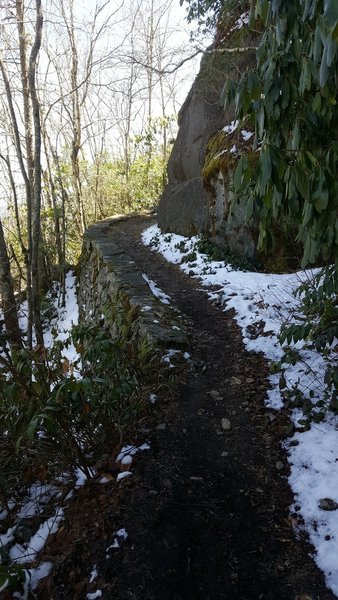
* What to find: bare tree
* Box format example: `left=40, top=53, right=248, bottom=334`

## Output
left=0, top=219, right=22, bottom=350
left=29, top=0, right=44, bottom=347
left=59, top=0, right=86, bottom=235
left=0, top=0, right=44, bottom=346
left=0, top=0, right=199, bottom=309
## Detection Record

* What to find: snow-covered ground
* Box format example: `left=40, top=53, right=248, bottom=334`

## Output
left=142, top=224, right=338, bottom=597
left=43, top=271, right=79, bottom=363
left=0, top=270, right=155, bottom=598
left=0, top=272, right=79, bottom=599
left=0, top=265, right=154, bottom=598
left=1, top=245, right=338, bottom=596
left=14, top=271, right=79, bottom=364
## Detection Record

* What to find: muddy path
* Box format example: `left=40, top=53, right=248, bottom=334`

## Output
left=44, top=214, right=334, bottom=600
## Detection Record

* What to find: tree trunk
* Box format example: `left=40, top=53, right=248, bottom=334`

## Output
left=53, top=151, right=68, bottom=307
left=29, top=0, right=44, bottom=347
left=62, top=0, right=86, bottom=235
left=0, top=55, right=33, bottom=347
left=16, top=0, right=35, bottom=347
left=42, top=127, right=64, bottom=269
left=0, top=219, right=22, bottom=350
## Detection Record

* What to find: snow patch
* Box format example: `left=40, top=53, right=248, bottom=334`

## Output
left=10, top=508, right=64, bottom=564
left=223, top=120, right=239, bottom=135
left=142, top=273, right=171, bottom=305
left=87, top=592, right=102, bottom=600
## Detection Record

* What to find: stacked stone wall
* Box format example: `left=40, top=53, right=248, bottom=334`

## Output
left=78, top=215, right=187, bottom=353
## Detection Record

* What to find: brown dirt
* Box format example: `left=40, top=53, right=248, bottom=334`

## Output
left=40, top=215, right=335, bottom=600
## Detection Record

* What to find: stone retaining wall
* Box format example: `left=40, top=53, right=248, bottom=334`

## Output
left=78, top=215, right=187, bottom=353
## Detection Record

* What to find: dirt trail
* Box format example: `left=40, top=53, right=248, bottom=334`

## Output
left=44, top=214, right=334, bottom=600
left=102, top=215, right=333, bottom=600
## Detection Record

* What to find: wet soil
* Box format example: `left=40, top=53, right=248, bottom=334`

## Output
left=41, top=215, right=335, bottom=600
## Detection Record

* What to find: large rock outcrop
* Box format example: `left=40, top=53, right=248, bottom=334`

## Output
left=157, top=4, right=261, bottom=261
left=157, top=49, right=232, bottom=237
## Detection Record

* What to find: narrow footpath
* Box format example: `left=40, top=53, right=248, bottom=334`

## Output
left=103, top=215, right=333, bottom=600
left=44, top=214, right=334, bottom=600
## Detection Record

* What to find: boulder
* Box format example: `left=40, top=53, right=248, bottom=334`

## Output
left=157, top=4, right=261, bottom=263
left=158, top=177, right=210, bottom=237
left=157, top=48, right=232, bottom=235
left=208, top=174, right=257, bottom=259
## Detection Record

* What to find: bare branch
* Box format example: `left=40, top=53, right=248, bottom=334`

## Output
left=128, top=44, right=258, bottom=75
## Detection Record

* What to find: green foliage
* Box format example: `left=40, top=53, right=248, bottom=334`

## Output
left=0, top=566, right=27, bottom=596
left=0, top=316, right=164, bottom=592
left=225, top=0, right=338, bottom=266
left=279, top=266, right=338, bottom=396
left=0, top=322, right=147, bottom=507
left=83, top=117, right=173, bottom=221
left=181, top=0, right=225, bottom=29
left=4, top=117, right=173, bottom=279
left=215, top=0, right=338, bottom=412
left=71, top=324, right=141, bottom=438
left=181, top=0, right=248, bottom=31
left=174, top=240, right=188, bottom=253
left=196, top=237, right=257, bottom=270
left=181, top=251, right=198, bottom=263
left=53, top=149, right=166, bottom=265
